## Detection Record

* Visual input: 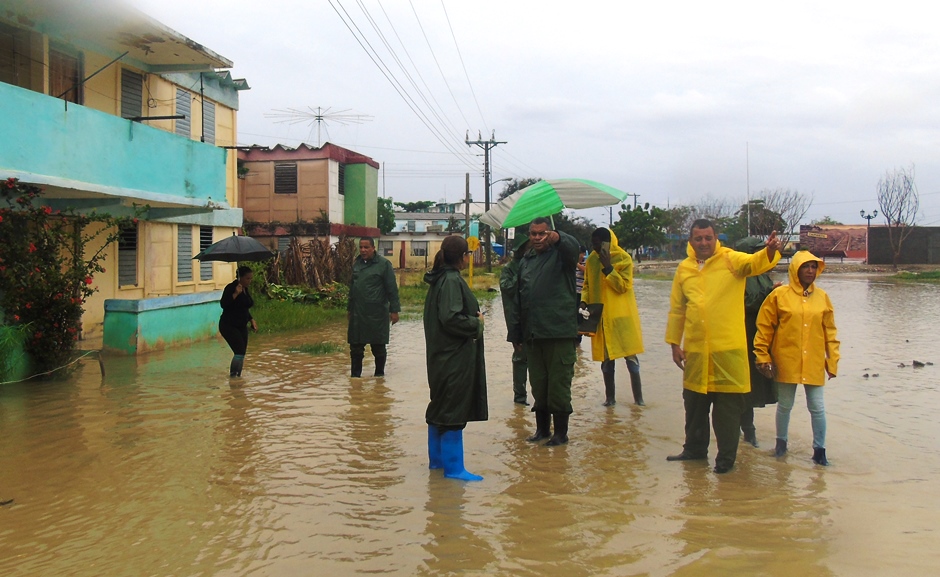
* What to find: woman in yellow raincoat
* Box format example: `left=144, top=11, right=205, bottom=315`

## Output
left=581, top=228, right=645, bottom=406
left=753, top=250, right=839, bottom=465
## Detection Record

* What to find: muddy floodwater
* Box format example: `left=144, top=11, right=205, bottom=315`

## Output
left=1, top=274, right=939, bottom=576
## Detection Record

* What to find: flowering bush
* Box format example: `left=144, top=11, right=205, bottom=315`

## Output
left=0, top=178, right=134, bottom=374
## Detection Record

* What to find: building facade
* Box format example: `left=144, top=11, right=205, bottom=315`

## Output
left=0, top=0, right=249, bottom=354
left=238, top=143, right=381, bottom=249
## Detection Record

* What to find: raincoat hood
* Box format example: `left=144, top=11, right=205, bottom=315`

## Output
left=735, top=236, right=766, bottom=253
left=424, top=266, right=450, bottom=286
left=602, top=228, right=629, bottom=258
left=788, top=251, right=825, bottom=294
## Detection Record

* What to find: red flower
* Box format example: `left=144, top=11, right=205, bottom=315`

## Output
left=12, top=315, right=19, bottom=322
left=34, top=332, right=42, bottom=339
left=25, top=302, right=31, bottom=309
left=5, top=178, right=15, bottom=189
left=28, top=243, right=37, bottom=253
left=56, top=293, right=63, bottom=299
left=84, top=277, right=93, bottom=285
left=42, top=206, right=52, bottom=215
left=100, top=267, right=106, bottom=273
left=132, top=218, right=139, bottom=224
left=0, top=215, right=3, bottom=223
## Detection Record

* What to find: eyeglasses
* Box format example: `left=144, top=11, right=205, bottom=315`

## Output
left=464, top=251, right=473, bottom=255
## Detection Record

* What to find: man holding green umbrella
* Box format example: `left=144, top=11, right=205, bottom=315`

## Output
left=509, top=217, right=581, bottom=446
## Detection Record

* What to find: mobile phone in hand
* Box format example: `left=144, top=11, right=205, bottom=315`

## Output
left=600, top=241, right=610, bottom=253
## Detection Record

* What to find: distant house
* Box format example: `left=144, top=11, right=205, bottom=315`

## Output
left=238, top=143, right=380, bottom=250
left=0, top=0, right=250, bottom=354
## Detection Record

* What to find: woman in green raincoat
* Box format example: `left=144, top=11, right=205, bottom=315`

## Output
left=423, top=235, right=488, bottom=481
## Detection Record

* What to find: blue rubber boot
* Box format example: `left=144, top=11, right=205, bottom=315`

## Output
left=428, top=425, right=443, bottom=470
left=441, top=429, right=483, bottom=481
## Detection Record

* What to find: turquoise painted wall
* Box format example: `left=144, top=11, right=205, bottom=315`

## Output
left=343, top=164, right=378, bottom=227
left=103, top=292, right=223, bottom=354
left=0, top=82, right=226, bottom=204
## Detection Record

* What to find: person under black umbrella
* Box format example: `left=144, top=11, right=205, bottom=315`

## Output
left=219, top=266, right=258, bottom=377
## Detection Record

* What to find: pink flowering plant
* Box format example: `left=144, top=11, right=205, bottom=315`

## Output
left=0, top=178, right=136, bottom=374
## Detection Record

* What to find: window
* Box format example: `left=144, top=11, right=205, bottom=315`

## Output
left=177, top=225, right=193, bottom=282
left=411, top=241, right=428, bottom=257
left=121, top=69, right=143, bottom=120
left=338, top=163, right=346, bottom=196
left=118, top=223, right=138, bottom=286
left=175, top=88, right=191, bottom=137
left=199, top=227, right=213, bottom=281
left=274, top=163, right=297, bottom=194
left=379, top=240, right=393, bottom=257
left=406, top=220, right=416, bottom=232
left=49, top=46, right=82, bottom=104
left=277, top=237, right=291, bottom=253
left=202, top=100, right=216, bottom=144
left=0, top=22, right=31, bottom=89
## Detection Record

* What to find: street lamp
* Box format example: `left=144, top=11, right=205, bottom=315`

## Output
left=861, top=209, right=878, bottom=263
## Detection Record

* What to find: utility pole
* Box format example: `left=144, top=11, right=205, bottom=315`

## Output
left=464, top=173, right=471, bottom=238
left=466, top=130, right=506, bottom=272
left=746, top=142, right=751, bottom=235
left=627, top=193, right=640, bottom=209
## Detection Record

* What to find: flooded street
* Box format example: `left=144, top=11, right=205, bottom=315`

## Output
left=1, top=274, right=939, bottom=576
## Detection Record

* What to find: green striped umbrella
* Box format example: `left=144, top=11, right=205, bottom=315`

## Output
left=478, top=179, right=629, bottom=229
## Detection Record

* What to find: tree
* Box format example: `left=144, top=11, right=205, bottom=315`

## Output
left=445, top=216, right=464, bottom=234
left=498, top=177, right=541, bottom=201
left=877, top=165, right=920, bottom=267
left=663, top=205, right=694, bottom=237
left=612, top=203, right=669, bottom=251
left=551, top=211, right=595, bottom=248
left=393, top=200, right=435, bottom=213
left=757, top=188, right=813, bottom=243
left=730, top=199, right=786, bottom=243
left=376, top=197, right=396, bottom=234
left=811, top=215, right=843, bottom=226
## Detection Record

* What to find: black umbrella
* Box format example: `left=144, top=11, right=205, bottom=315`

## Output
left=193, top=234, right=275, bottom=262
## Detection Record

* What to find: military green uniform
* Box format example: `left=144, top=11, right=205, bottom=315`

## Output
left=347, top=254, right=400, bottom=376
left=500, top=255, right=528, bottom=404
left=423, top=266, right=488, bottom=428
left=510, top=231, right=580, bottom=415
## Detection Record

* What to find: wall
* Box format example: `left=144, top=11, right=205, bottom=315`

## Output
left=343, top=163, right=378, bottom=227
left=103, top=291, right=223, bottom=354
left=869, top=226, right=940, bottom=265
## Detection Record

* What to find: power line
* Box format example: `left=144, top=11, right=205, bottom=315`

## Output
left=328, top=0, right=478, bottom=170
left=439, top=0, right=489, bottom=133
left=407, top=0, right=475, bottom=132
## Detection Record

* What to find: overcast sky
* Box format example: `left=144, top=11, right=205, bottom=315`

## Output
left=130, top=0, right=940, bottom=227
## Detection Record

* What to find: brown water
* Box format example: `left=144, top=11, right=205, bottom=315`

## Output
left=1, top=274, right=939, bottom=576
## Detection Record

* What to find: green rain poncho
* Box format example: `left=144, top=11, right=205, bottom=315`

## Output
left=347, top=254, right=401, bottom=345
left=423, top=266, right=488, bottom=427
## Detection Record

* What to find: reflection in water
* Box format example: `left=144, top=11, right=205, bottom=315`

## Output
left=1, top=276, right=939, bottom=575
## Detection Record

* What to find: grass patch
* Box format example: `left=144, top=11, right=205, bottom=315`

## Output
left=287, top=342, right=345, bottom=355
left=635, top=270, right=675, bottom=281
left=396, top=268, right=500, bottom=310
left=251, top=297, right=347, bottom=334
left=894, top=270, right=940, bottom=282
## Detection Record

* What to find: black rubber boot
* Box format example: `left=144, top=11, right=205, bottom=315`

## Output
left=374, top=356, right=387, bottom=377
left=229, top=357, right=242, bottom=377
left=773, top=438, right=787, bottom=458
left=526, top=410, right=551, bottom=443
left=602, top=370, right=616, bottom=407
left=629, top=371, right=645, bottom=406
left=743, top=428, right=758, bottom=447
left=350, top=356, right=363, bottom=378
left=666, top=451, right=708, bottom=461
left=545, top=413, right=569, bottom=446
left=812, top=447, right=829, bottom=466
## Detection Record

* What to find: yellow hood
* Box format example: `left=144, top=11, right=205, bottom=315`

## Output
left=788, top=250, right=825, bottom=294
left=685, top=239, right=723, bottom=260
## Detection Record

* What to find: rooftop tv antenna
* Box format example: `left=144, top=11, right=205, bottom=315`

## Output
left=265, top=106, right=373, bottom=147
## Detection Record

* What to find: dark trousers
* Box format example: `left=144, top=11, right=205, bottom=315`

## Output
left=512, top=347, right=528, bottom=402
left=682, top=389, right=746, bottom=469
left=219, top=322, right=248, bottom=355
left=526, top=338, right=576, bottom=414
left=350, top=343, right=387, bottom=359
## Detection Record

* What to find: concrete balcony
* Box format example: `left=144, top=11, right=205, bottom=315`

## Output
left=0, top=81, right=228, bottom=210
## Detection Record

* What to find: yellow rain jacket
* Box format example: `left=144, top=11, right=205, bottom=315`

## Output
left=581, top=230, right=644, bottom=361
left=753, top=251, right=840, bottom=386
left=665, top=240, right=780, bottom=394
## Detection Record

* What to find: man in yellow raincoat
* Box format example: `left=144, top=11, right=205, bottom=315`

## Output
left=665, top=219, right=782, bottom=473
left=581, top=228, right=645, bottom=406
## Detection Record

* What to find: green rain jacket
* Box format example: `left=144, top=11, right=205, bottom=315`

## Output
left=347, top=254, right=401, bottom=344
left=423, top=266, right=488, bottom=427
left=510, top=231, right=580, bottom=343
left=499, top=255, right=522, bottom=343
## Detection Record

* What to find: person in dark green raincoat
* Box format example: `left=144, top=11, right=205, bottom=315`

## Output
left=347, top=237, right=401, bottom=377
left=424, top=235, right=487, bottom=481
left=509, top=217, right=581, bottom=446
left=736, top=236, right=779, bottom=447
left=500, top=235, right=529, bottom=405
